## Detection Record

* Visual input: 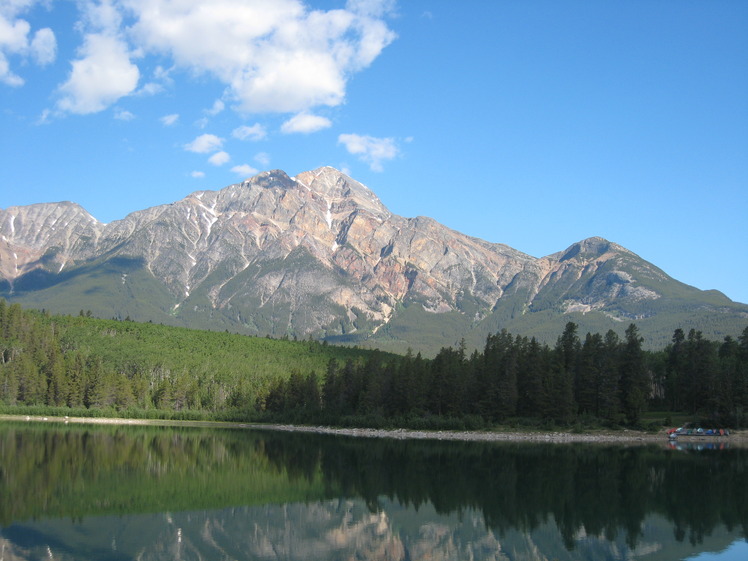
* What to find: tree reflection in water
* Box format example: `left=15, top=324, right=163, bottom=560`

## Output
left=0, top=423, right=746, bottom=560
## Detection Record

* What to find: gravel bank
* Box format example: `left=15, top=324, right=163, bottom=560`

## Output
left=4, top=414, right=746, bottom=446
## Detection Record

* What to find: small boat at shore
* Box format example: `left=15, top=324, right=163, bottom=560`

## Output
left=667, top=426, right=729, bottom=439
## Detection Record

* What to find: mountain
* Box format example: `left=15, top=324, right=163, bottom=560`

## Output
left=1, top=166, right=746, bottom=353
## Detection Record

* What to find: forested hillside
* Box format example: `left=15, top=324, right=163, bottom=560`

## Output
left=2, top=299, right=747, bottom=427
left=0, top=300, right=370, bottom=417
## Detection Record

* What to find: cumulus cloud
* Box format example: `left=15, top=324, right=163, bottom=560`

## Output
left=22, top=0, right=394, bottom=117
left=208, top=150, right=230, bottom=166
left=338, top=133, right=398, bottom=171
left=0, top=1, right=57, bottom=86
left=231, top=164, right=259, bottom=177
left=160, top=113, right=179, bottom=126
left=30, top=27, right=56, bottom=65
left=232, top=123, right=266, bottom=141
left=205, top=99, right=225, bottom=116
left=0, top=57, right=23, bottom=87
left=52, top=1, right=142, bottom=114
left=57, top=32, right=139, bottom=114
left=136, top=81, right=164, bottom=96
left=124, top=0, right=396, bottom=113
left=184, top=133, right=224, bottom=153
left=136, top=65, right=171, bottom=96
left=190, top=170, right=205, bottom=178
left=114, top=107, right=135, bottom=120
left=281, top=112, right=332, bottom=134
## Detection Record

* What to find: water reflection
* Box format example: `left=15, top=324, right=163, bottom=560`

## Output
left=0, top=422, right=746, bottom=560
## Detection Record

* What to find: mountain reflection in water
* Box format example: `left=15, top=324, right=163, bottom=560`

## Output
left=0, top=423, right=746, bottom=560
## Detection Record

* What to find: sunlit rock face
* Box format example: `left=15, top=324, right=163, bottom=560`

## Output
left=2, top=167, right=744, bottom=349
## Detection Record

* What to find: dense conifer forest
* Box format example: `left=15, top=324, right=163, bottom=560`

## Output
left=2, top=299, right=747, bottom=428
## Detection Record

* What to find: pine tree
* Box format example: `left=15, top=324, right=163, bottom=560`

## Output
left=548, top=323, right=579, bottom=422
left=599, top=330, right=621, bottom=421
left=517, top=337, right=549, bottom=417
left=619, top=324, right=649, bottom=425
left=577, top=333, right=601, bottom=416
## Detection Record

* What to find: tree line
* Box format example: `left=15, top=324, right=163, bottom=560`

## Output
left=2, top=299, right=748, bottom=427
left=263, top=322, right=748, bottom=428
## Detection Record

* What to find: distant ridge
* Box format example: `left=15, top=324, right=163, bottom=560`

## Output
left=1, top=167, right=746, bottom=353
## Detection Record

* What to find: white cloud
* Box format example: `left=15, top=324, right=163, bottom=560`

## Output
left=0, top=56, right=23, bottom=86
left=124, top=0, right=396, bottom=113
left=231, top=164, right=259, bottom=177
left=13, top=0, right=393, bottom=116
left=0, top=1, right=57, bottom=86
left=184, top=133, right=223, bottom=153
left=208, top=150, right=230, bottom=166
left=57, top=32, right=139, bottom=114
left=232, top=123, right=266, bottom=141
left=190, top=170, right=205, bottom=178
left=160, top=113, right=179, bottom=126
left=36, top=107, right=52, bottom=124
left=114, top=107, right=135, bottom=120
left=17, top=0, right=392, bottom=117
left=136, top=65, right=171, bottom=96
left=30, top=26, right=55, bottom=65
left=347, top=0, right=397, bottom=18
left=205, top=99, right=225, bottom=116
left=55, top=1, right=139, bottom=114
left=80, top=0, right=124, bottom=31
left=153, top=65, right=171, bottom=81
left=254, top=151, right=270, bottom=166
left=281, top=112, right=332, bottom=134
left=338, top=133, right=398, bottom=171
left=136, top=81, right=164, bottom=96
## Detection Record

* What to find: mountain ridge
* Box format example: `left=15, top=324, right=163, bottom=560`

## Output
left=1, top=166, right=746, bottom=353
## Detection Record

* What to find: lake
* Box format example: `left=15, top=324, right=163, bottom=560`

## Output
left=0, top=421, right=746, bottom=560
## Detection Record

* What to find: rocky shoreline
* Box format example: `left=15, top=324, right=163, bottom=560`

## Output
left=3, top=414, right=746, bottom=446
left=255, top=424, right=748, bottom=445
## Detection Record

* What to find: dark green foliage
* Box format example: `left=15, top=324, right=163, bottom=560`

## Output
left=264, top=319, right=748, bottom=428
left=0, top=299, right=373, bottom=417
left=2, top=299, right=747, bottom=428
left=619, top=324, right=649, bottom=424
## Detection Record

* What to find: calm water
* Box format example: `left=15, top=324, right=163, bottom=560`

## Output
left=0, top=422, right=746, bottom=561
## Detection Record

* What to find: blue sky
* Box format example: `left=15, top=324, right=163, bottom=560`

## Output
left=2, top=0, right=747, bottom=304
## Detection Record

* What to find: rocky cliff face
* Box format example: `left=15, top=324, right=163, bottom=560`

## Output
left=1, top=167, right=745, bottom=350
left=0, top=201, right=100, bottom=281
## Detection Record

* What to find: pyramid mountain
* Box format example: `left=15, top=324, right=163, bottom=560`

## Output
left=2, top=167, right=746, bottom=353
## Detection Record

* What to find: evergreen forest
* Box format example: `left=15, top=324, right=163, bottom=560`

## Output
left=2, top=299, right=747, bottom=428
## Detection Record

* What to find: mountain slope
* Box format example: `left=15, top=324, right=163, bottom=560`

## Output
left=1, top=167, right=746, bottom=353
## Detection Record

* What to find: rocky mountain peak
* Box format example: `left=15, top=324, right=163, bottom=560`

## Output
left=553, top=236, right=630, bottom=263
left=1, top=168, right=744, bottom=352
left=246, top=169, right=295, bottom=190
left=1, top=201, right=99, bottom=247
left=293, top=167, right=389, bottom=219
left=0, top=202, right=102, bottom=284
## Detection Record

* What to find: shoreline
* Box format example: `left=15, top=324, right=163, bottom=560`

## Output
left=3, top=414, right=746, bottom=446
